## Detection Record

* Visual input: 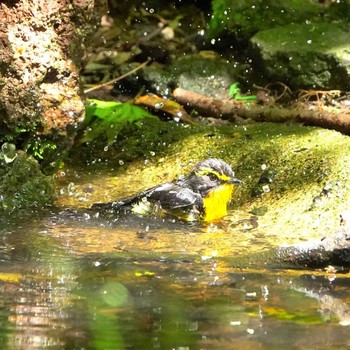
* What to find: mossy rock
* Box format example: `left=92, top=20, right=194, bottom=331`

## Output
left=0, top=151, right=55, bottom=214
left=66, top=119, right=350, bottom=243
left=250, top=22, right=350, bottom=89
left=168, top=53, right=240, bottom=98
left=210, top=0, right=322, bottom=38
left=117, top=53, right=241, bottom=98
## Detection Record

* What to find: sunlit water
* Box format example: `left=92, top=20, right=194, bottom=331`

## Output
left=0, top=168, right=350, bottom=349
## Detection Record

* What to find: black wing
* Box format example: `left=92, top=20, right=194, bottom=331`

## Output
left=146, top=182, right=202, bottom=210
left=91, top=182, right=203, bottom=212
left=90, top=190, right=150, bottom=211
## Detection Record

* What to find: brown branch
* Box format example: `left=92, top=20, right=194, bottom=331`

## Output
left=173, top=88, right=350, bottom=135
left=84, top=59, right=151, bottom=94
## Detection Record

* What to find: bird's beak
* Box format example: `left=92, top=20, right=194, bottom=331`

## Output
left=228, top=177, right=243, bottom=184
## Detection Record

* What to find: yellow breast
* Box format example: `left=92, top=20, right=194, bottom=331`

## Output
left=202, top=183, right=234, bottom=222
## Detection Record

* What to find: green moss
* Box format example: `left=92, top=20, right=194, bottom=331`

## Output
left=210, top=0, right=322, bottom=37
left=250, top=22, right=350, bottom=88
left=0, top=151, right=55, bottom=214
left=117, top=121, right=350, bottom=238
left=68, top=118, right=350, bottom=240
left=252, top=22, right=350, bottom=54
left=73, top=118, right=200, bottom=163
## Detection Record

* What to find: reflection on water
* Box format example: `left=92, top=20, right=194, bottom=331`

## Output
left=0, top=212, right=350, bottom=350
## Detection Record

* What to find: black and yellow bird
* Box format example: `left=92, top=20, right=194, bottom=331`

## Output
left=92, top=158, right=242, bottom=222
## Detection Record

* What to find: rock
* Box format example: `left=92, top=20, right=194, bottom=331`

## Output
left=0, top=150, right=55, bottom=214
left=250, top=22, right=350, bottom=89
left=70, top=119, right=350, bottom=241
left=114, top=52, right=242, bottom=99
left=169, top=52, right=241, bottom=98
left=210, top=0, right=322, bottom=39
left=0, top=0, right=107, bottom=147
left=227, top=213, right=350, bottom=270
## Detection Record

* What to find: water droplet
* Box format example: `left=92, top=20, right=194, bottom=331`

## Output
left=245, top=291, right=257, bottom=300
left=307, top=39, right=312, bottom=44
left=262, top=185, right=270, bottom=193
left=119, top=160, right=124, bottom=165
left=1, top=143, right=17, bottom=163
left=67, top=182, right=76, bottom=196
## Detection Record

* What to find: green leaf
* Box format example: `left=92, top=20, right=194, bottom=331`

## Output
left=228, top=83, right=257, bottom=102
left=81, top=99, right=157, bottom=144
left=85, top=99, right=122, bottom=119
left=228, top=83, right=241, bottom=98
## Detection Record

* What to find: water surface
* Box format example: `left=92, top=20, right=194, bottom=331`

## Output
left=0, top=169, right=349, bottom=349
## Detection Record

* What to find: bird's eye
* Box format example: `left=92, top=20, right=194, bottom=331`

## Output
left=208, top=173, right=218, bottom=181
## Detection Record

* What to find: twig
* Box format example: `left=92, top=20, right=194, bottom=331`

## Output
left=84, top=59, right=151, bottom=94
left=173, top=87, right=350, bottom=135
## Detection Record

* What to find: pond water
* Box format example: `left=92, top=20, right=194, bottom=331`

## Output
left=1, top=168, right=350, bottom=350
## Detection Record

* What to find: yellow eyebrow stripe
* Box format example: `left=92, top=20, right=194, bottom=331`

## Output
left=196, top=169, right=232, bottom=181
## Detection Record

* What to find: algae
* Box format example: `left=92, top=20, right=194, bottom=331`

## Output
left=0, top=151, right=55, bottom=214
left=65, top=118, right=350, bottom=242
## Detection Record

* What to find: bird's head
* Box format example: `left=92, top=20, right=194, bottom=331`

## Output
left=188, top=158, right=242, bottom=196
left=187, top=158, right=242, bottom=222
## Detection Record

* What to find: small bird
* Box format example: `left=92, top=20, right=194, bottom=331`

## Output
left=92, top=158, right=242, bottom=222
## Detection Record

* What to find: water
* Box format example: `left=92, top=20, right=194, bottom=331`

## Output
left=0, top=171, right=350, bottom=349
